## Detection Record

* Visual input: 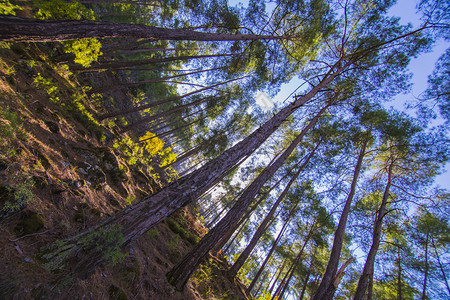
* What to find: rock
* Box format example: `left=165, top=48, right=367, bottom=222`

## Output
left=13, top=211, right=44, bottom=236
left=44, top=121, right=60, bottom=134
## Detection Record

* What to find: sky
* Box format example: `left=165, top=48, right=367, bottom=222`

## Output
left=228, top=0, right=449, bottom=190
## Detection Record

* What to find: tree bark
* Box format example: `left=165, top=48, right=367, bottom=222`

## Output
left=99, top=76, right=244, bottom=120
left=247, top=203, right=294, bottom=294
left=74, top=53, right=234, bottom=72
left=313, top=133, right=369, bottom=300
left=269, top=258, right=288, bottom=296
left=421, top=232, right=429, bottom=300
left=354, top=158, right=394, bottom=299
left=228, top=141, right=320, bottom=278
left=432, top=238, right=450, bottom=295
left=167, top=103, right=332, bottom=290
left=93, top=67, right=221, bottom=92
left=299, top=266, right=312, bottom=300
left=41, top=64, right=344, bottom=279
left=397, top=246, right=402, bottom=300
left=274, top=228, right=313, bottom=300
left=120, top=95, right=214, bottom=133
left=0, top=16, right=284, bottom=42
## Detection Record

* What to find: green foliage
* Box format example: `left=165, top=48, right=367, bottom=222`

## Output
left=0, top=0, right=20, bottom=15
left=63, top=39, right=102, bottom=68
left=13, top=211, right=44, bottom=236
left=34, top=0, right=95, bottom=20
left=167, top=235, right=179, bottom=249
left=84, top=224, right=126, bottom=266
left=108, top=285, right=128, bottom=300
left=2, top=179, right=34, bottom=213
left=255, top=290, right=272, bottom=300
left=34, top=0, right=102, bottom=68
left=0, top=108, right=26, bottom=142
left=166, top=217, right=199, bottom=245
left=34, top=73, right=60, bottom=103
left=125, top=194, right=135, bottom=206
left=113, top=132, right=178, bottom=180
left=147, top=228, right=159, bottom=238
left=41, top=226, right=125, bottom=270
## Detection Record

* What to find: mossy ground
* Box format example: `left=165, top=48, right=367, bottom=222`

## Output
left=0, top=42, right=250, bottom=299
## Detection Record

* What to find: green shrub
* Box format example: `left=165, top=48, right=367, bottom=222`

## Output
left=166, top=217, right=199, bottom=245
left=2, top=179, right=34, bottom=213
left=34, top=0, right=102, bottom=68
left=33, top=73, right=60, bottom=103
left=63, top=38, right=102, bottom=68
left=147, top=228, right=159, bottom=238
left=125, top=194, right=135, bottom=206
left=0, top=0, right=20, bottom=15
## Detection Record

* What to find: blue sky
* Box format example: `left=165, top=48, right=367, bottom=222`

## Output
left=228, top=0, right=449, bottom=189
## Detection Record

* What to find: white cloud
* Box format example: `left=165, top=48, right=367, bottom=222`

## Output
left=255, top=91, right=274, bottom=110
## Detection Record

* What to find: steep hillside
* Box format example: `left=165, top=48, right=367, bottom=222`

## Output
left=0, top=42, right=250, bottom=300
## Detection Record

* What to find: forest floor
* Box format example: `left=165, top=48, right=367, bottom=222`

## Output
left=0, top=42, right=250, bottom=299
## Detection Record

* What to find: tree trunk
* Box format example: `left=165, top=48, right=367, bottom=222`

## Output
left=274, top=228, right=313, bottom=300
left=99, top=76, right=244, bottom=120
left=223, top=217, right=250, bottom=254
left=228, top=141, right=320, bottom=278
left=299, top=267, right=311, bottom=300
left=247, top=205, right=293, bottom=294
left=354, top=159, right=394, bottom=299
left=432, top=238, right=450, bottom=295
left=367, top=270, right=374, bottom=300
left=167, top=103, right=332, bottom=290
left=313, top=133, right=369, bottom=300
left=120, top=95, right=215, bottom=133
left=94, top=67, right=221, bottom=92
left=79, top=0, right=159, bottom=4
left=75, top=53, right=234, bottom=72
left=397, top=246, right=402, bottom=300
left=421, top=232, right=429, bottom=300
left=254, top=268, right=271, bottom=297
left=113, top=47, right=198, bottom=55
left=269, top=258, right=288, bottom=296
left=211, top=161, right=289, bottom=254
left=0, top=16, right=284, bottom=42
left=40, top=64, right=344, bottom=279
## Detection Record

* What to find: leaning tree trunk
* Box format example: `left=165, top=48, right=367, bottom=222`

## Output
left=39, top=64, right=344, bottom=279
left=269, top=258, right=288, bottom=296
left=73, top=53, right=234, bottom=72
left=228, top=141, right=320, bottom=278
left=421, top=232, right=429, bottom=300
left=354, top=159, right=394, bottom=299
left=397, top=246, right=402, bottom=300
left=247, top=203, right=293, bottom=294
left=98, top=76, right=244, bottom=120
left=120, top=94, right=216, bottom=133
left=93, top=67, right=221, bottom=92
left=167, top=103, right=332, bottom=290
left=211, top=155, right=288, bottom=254
left=313, top=133, right=369, bottom=300
left=274, top=228, right=313, bottom=300
left=299, top=265, right=312, bottom=300
left=0, top=16, right=284, bottom=42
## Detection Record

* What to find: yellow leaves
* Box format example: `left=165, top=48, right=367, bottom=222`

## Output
left=0, top=0, right=20, bottom=16
left=139, top=132, right=164, bottom=156
left=63, top=38, right=102, bottom=68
